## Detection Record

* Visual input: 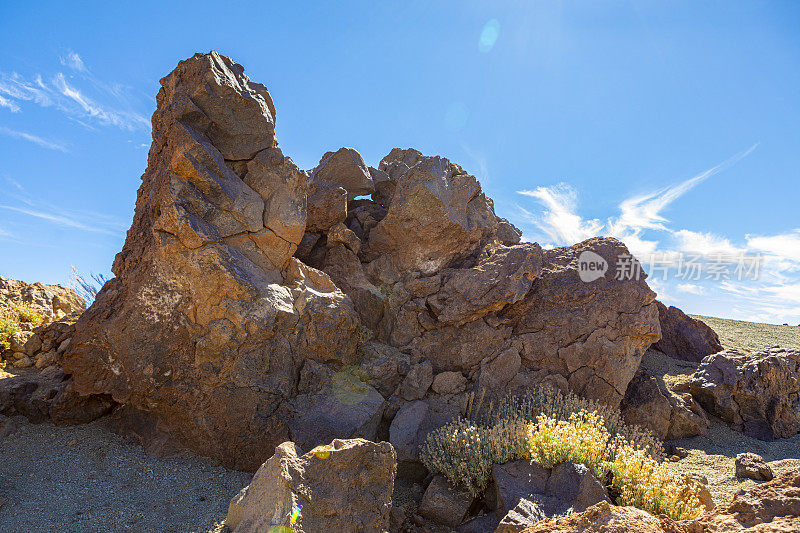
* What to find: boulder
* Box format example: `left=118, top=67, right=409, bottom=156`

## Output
left=309, top=147, right=374, bottom=201
left=493, top=460, right=608, bottom=521
left=501, top=238, right=661, bottom=406
left=521, top=472, right=800, bottom=532
left=287, top=364, right=384, bottom=452
left=496, top=217, right=523, bottom=246
left=518, top=501, right=679, bottom=533
left=735, top=452, right=774, bottom=481
left=689, top=346, right=800, bottom=439
left=227, top=438, right=396, bottom=533
left=458, top=513, right=501, bottom=533
left=431, top=371, right=468, bottom=395
left=418, top=474, right=474, bottom=527
left=427, top=243, right=542, bottom=327
left=389, top=400, right=429, bottom=464
left=699, top=471, right=800, bottom=531
left=653, top=301, right=722, bottom=362
left=365, top=148, right=498, bottom=274
left=62, top=52, right=361, bottom=471
left=400, top=361, right=433, bottom=401
left=305, top=180, right=347, bottom=233
left=620, top=370, right=709, bottom=440
left=0, top=366, right=113, bottom=424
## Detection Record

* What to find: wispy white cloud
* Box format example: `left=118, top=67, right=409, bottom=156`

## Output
left=0, top=94, right=20, bottom=112
left=0, top=126, right=68, bottom=152
left=52, top=73, right=148, bottom=130
left=60, top=51, right=86, bottom=72
left=677, top=283, right=705, bottom=295
left=517, top=184, right=603, bottom=244
left=672, top=229, right=745, bottom=257
left=0, top=178, right=125, bottom=236
left=0, top=52, right=149, bottom=131
left=609, top=144, right=758, bottom=236
left=514, top=144, right=800, bottom=324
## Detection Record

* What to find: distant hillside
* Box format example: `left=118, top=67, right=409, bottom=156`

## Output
left=690, top=314, right=800, bottom=352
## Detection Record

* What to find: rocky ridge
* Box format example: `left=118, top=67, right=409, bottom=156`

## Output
left=58, top=51, right=662, bottom=471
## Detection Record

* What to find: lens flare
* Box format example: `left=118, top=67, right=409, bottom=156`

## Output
left=479, top=19, right=500, bottom=53
left=331, top=365, right=371, bottom=405
left=311, top=445, right=331, bottom=459
left=290, top=502, right=302, bottom=524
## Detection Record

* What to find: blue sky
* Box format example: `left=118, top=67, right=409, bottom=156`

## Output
left=1, top=1, right=799, bottom=324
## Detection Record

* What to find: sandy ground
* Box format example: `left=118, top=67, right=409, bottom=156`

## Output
left=641, top=348, right=800, bottom=507
left=0, top=417, right=250, bottom=533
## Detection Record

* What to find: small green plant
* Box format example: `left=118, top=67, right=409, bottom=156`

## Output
left=0, top=305, right=46, bottom=351
left=12, top=304, right=45, bottom=327
left=0, top=317, right=20, bottom=350
left=421, top=386, right=702, bottom=521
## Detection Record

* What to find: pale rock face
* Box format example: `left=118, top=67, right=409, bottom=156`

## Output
left=690, top=346, right=800, bottom=440
left=228, top=438, right=396, bottom=533
left=0, top=276, right=86, bottom=321
left=735, top=452, right=774, bottom=481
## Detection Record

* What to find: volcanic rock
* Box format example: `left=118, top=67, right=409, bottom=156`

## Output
left=310, top=147, right=374, bottom=201
left=227, top=438, right=396, bottom=533
left=689, top=346, right=800, bottom=439
left=735, top=452, right=774, bottom=481
left=653, top=301, right=722, bottom=362
left=62, top=52, right=361, bottom=470
left=620, top=369, right=709, bottom=440
left=418, top=474, right=474, bottom=527
left=0, top=275, right=86, bottom=321
left=59, top=51, right=663, bottom=471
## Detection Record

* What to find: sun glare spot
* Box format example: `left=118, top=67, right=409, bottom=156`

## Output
left=479, top=19, right=500, bottom=52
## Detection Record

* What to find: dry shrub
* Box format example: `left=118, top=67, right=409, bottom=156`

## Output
left=421, top=386, right=702, bottom=521
left=0, top=305, right=46, bottom=350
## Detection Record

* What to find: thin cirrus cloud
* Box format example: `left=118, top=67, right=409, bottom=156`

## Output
left=0, top=50, right=149, bottom=131
left=0, top=178, right=126, bottom=237
left=60, top=51, right=87, bottom=72
left=0, top=126, right=68, bottom=152
left=515, top=144, right=800, bottom=323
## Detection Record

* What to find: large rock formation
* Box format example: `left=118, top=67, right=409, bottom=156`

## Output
left=653, top=301, right=722, bottom=362
left=63, top=52, right=362, bottom=470
left=62, top=51, right=661, bottom=470
left=226, top=438, right=396, bottom=533
left=0, top=275, right=85, bottom=322
left=689, top=346, right=800, bottom=440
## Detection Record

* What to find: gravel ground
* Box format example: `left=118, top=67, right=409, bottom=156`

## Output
left=642, top=347, right=800, bottom=507
left=0, top=417, right=251, bottom=533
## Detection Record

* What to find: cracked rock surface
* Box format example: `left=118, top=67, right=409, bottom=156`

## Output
left=62, top=51, right=661, bottom=471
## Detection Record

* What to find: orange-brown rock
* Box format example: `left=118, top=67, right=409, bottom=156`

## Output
left=60, top=51, right=663, bottom=471
left=62, top=52, right=362, bottom=471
